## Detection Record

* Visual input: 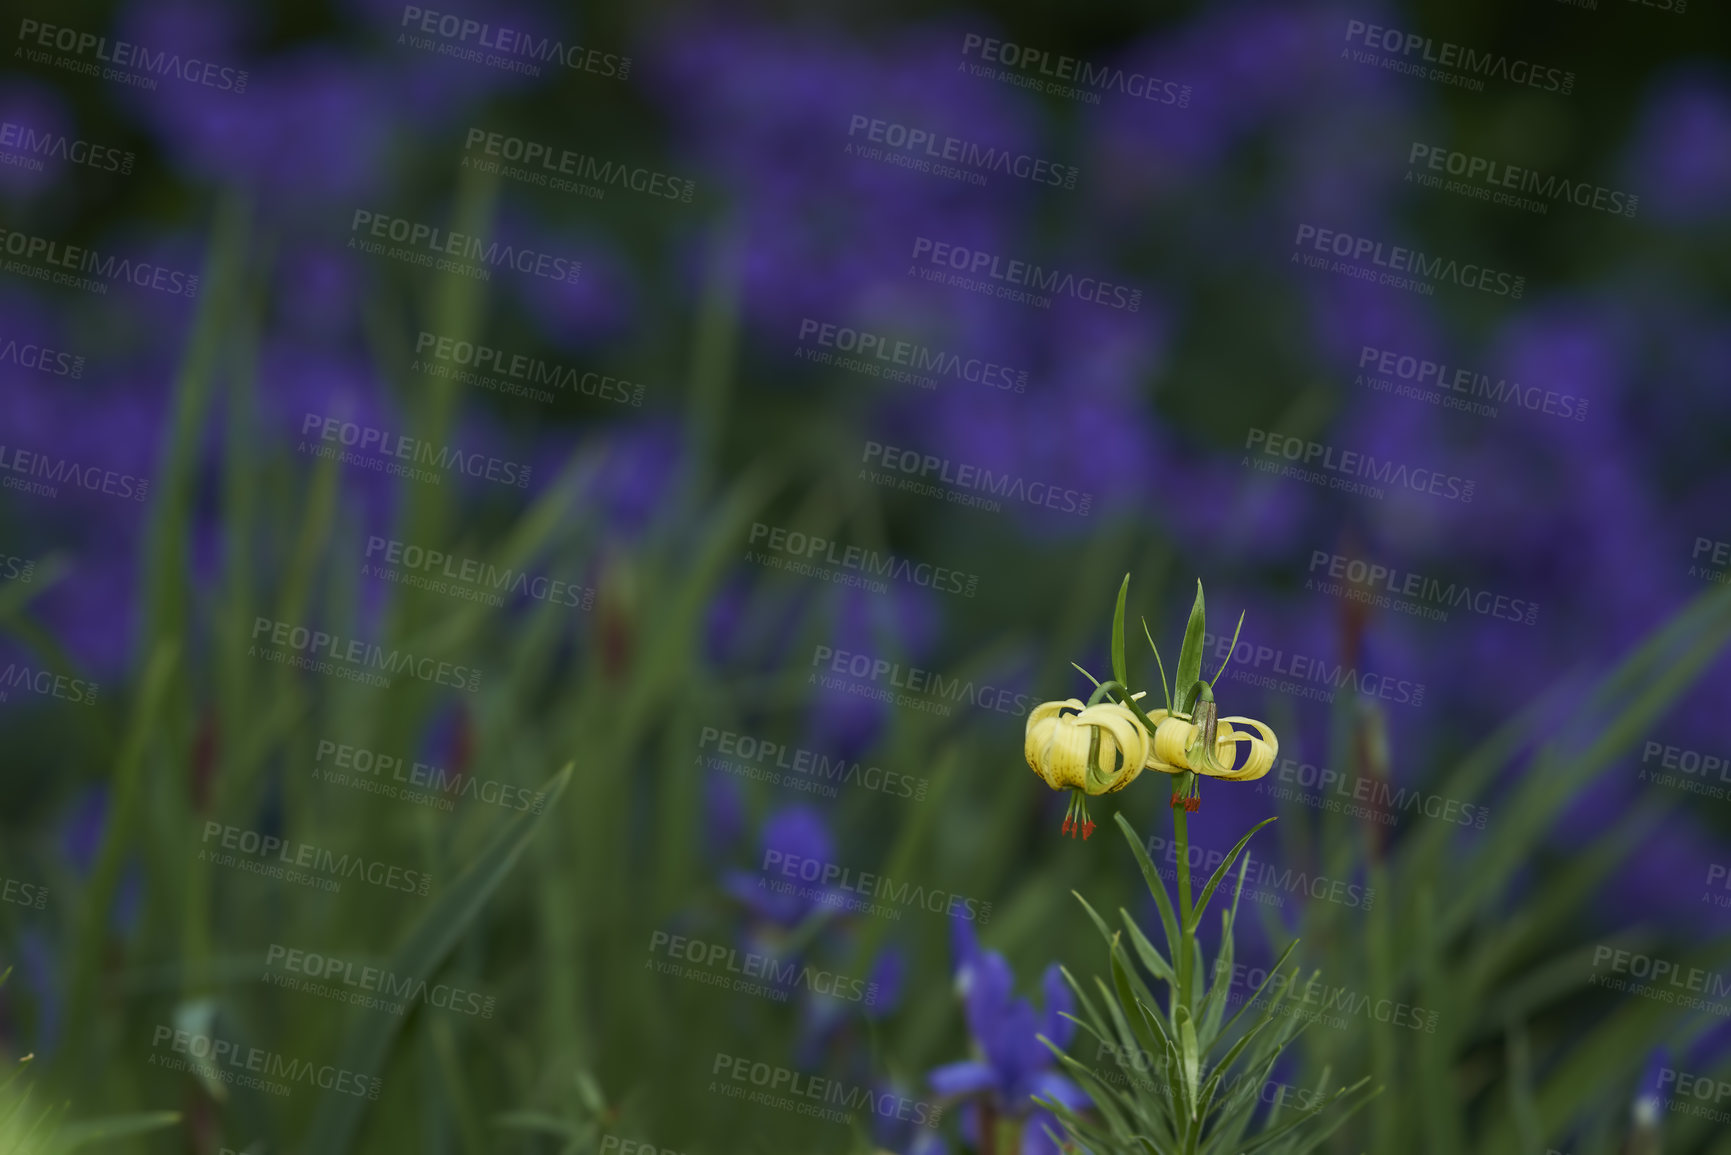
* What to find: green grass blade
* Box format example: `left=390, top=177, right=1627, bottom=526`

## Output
left=300, top=763, right=572, bottom=1154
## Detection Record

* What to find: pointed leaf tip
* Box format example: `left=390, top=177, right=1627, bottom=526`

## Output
left=1111, top=574, right=1131, bottom=689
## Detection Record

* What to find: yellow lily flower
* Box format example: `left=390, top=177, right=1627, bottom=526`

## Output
left=1024, top=698, right=1151, bottom=838
left=1142, top=706, right=1278, bottom=783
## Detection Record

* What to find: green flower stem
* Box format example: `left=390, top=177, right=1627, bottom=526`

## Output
left=1172, top=775, right=1195, bottom=1015
left=1173, top=781, right=1203, bottom=1155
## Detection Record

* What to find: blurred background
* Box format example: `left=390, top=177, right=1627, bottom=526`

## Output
left=2, top=0, right=1731, bottom=1151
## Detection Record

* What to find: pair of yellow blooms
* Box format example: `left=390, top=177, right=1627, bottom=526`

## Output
left=1024, top=693, right=1278, bottom=798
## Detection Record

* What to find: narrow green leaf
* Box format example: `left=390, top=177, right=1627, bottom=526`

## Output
left=1175, top=1005, right=1201, bottom=1118
left=1217, top=939, right=1301, bottom=1042
left=1196, top=1013, right=1274, bottom=1126
left=1142, top=617, right=1172, bottom=711
left=66, top=644, right=178, bottom=1063
left=1058, top=966, right=1115, bottom=1044
left=301, top=763, right=573, bottom=1155
left=1211, top=610, right=1247, bottom=685
left=1237, top=1077, right=1376, bottom=1154
left=1112, top=573, right=1131, bottom=689
left=1119, top=909, right=1176, bottom=985
left=1173, top=580, right=1207, bottom=708
left=1188, top=817, right=1278, bottom=934
left=1108, top=936, right=1161, bottom=1058
left=1117, top=813, right=1180, bottom=963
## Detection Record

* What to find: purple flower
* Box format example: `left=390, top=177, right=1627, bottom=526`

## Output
left=892, top=300, right=1167, bottom=528
left=574, top=420, right=682, bottom=536
left=929, top=918, right=1088, bottom=1153
left=646, top=17, right=1029, bottom=340
left=1622, top=68, right=1731, bottom=222
left=723, top=804, right=843, bottom=930
left=1088, top=4, right=1413, bottom=222
left=136, top=51, right=395, bottom=207
left=794, top=943, right=909, bottom=1067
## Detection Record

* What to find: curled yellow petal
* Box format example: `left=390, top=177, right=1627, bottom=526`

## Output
left=1024, top=699, right=1152, bottom=795
left=1025, top=698, right=1083, bottom=783
left=1147, top=714, right=1199, bottom=775
left=1144, top=710, right=1279, bottom=782
left=1074, top=703, right=1149, bottom=793
left=1210, top=716, right=1278, bottom=781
